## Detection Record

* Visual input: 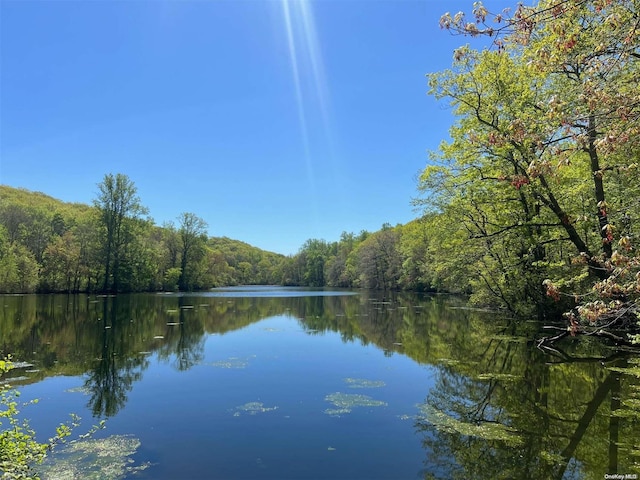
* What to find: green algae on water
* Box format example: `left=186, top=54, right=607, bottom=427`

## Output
left=476, top=373, right=522, bottom=382
left=344, top=378, right=386, bottom=389
left=38, top=434, right=151, bottom=479
left=207, top=355, right=256, bottom=369
left=64, top=385, right=92, bottom=395
left=323, top=392, right=387, bottom=416
left=232, top=402, right=279, bottom=416
left=417, top=403, right=523, bottom=447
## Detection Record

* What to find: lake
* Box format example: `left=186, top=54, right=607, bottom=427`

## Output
left=1, top=287, right=639, bottom=479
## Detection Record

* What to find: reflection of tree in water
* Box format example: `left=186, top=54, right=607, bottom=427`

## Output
left=3, top=288, right=639, bottom=474
left=415, top=332, right=638, bottom=480
left=83, top=298, right=148, bottom=417
left=84, top=352, right=146, bottom=418
left=156, top=297, right=205, bottom=371
left=173, top=322, right=205, bottom=372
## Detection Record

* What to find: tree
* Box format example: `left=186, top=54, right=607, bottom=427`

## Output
left=398, top=218, right=435, bottom=291
left=296, top=239, right=331, bottom=287
left=0, top=238, right=39, bottom=294
left=354, top=227, right=402, bottom=290
left=421, top=0, right=640, bottom=328
left=93, top=173, right=148, bottom=293
left=177, top=212, right=208, bottom=291
left=41, top=231, right=81, bottom=292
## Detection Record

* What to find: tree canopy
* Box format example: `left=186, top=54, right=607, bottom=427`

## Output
left=420, top=0, right=640, bottom=337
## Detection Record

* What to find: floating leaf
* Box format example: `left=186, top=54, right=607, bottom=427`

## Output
left=0, top=376, right=28, bottom=385
left=65, top=386, right=92, bottom=395
left=437, top=358, right=461, bottom=366
left=5, top=361, right=34, bottom=370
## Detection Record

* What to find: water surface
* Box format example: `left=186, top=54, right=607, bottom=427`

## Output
left=1, top=287, right=638, bottom=479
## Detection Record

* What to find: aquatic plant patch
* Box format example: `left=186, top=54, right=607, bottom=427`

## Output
left=207, top=355, right=256, bottom=369
left=417, top=403, right=523, bottom=447
left=37, top=434, right=151, bottom=479
left=232, top=402, right=279, bottom=416
left=343, top=378, right=386, bottom=389
left=323, top=392, right=387, bottom=416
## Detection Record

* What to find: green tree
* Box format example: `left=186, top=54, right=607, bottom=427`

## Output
left=298, top=239, right=331, bottom=287
left=398, top=218, right=434, bottom=291
left=325, top=232, right=361, bottom=288
left=93, top=173, right=148, bottom=293
left=41, top=231, right=81, bottom=292
left=177, top=213, right=208, bottom=291
left=0, top=242, right=39, bottom=294
left=354, top=227, right=402, bottom=290
left=116, top=218, right=158, bottom=292
left=431, top=0, right=640, bottom=330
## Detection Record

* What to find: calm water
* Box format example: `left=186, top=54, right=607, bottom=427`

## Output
left=1, top=287, right=639, bottom=479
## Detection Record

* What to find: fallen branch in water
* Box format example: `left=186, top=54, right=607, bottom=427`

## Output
left=537, top=324, right=639, bottom=352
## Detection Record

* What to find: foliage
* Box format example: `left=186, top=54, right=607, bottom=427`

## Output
left=0, top=181, right=439, bottom=295
left=0, top=183, right=287, bottom=294
left=416, top=0, right=640, bottom=328
left=0, top=357, right=89, bottom=480
left=285, top=227, right=425, bottom=292
left=1, top=1, right=639, bottom=333
left=94, top=173, right=149, bottom=293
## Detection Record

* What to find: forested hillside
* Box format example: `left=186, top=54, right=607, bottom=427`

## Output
left=0, top=181, right=440, bottom=296
left=0, top=182, right=287, bottom=293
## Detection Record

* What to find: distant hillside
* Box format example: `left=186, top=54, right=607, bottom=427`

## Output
left=0, top=183, right=439, bottom=296
left=0, top=184, right=287, bottom=293
left=0, top=185, right=93, bottom=215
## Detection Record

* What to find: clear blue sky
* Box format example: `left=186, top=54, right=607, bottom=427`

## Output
left=1, top=0, right=502, bottom=255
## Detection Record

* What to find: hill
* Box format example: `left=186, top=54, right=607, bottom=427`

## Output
left=0, top=184, right=286, bottom=293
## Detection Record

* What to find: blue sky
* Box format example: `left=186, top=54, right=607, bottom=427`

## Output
left=1, top=0, right=501, bottom=255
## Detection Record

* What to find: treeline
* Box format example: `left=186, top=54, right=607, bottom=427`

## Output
left=0, top=180, right=440, bottom=295
left=0, top=180, right=286, bottom=293
left=281, top=221, right=434, bottom=292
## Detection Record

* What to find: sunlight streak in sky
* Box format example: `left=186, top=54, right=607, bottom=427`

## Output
left=281, top=0, right=337, bottom=232
left=296, top=1, right=332, bottom=144
left=281, top=0, right=313, bottom=187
